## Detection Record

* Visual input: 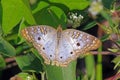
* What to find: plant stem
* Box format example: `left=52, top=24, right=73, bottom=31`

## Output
left=40, top=72, right=45, bottom=80
left=85, top=54, right=95, bottom=80
left=96, top=46, right=102, bottom=80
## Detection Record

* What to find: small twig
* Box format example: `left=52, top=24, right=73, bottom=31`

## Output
left=91, top=51, right=120, bottom=55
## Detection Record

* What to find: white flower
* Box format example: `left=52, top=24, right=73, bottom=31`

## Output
left=88, top=0, right=103, bottom=16
left=67, top=12, right=84, bottom=28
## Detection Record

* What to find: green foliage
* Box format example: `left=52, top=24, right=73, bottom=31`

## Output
left=49, top=0, right=90, bottom=10
left=0, top=37, right=16, bottom=56
left=112, top=56, right=120, bottom=73
left=1, top=0, right=36, bottom=34
left=46, top=61, right=76, bottom=80
left=0, top=0, right=120, bottom=80
left=0, top=55, right=6, bottom=70
left=0, top=2, right=2, bottom=36
left=33, top=6, right=66, bottom=28
left=116, top=39, right=120, bottom=44
left=82, top=21, right=97, bottom=30
left=15, top=53, right=43, bottom=72
left=101, top=34, right=110, bottom=42
left=14, top=72, right=36, bottom=80
left=85, top=55, right=95, bottom=80
left=102, top=0, right=115, bottom=9
left=100, top=11, right=114, bottom=28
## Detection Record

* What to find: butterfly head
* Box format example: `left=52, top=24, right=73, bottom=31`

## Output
left=57, top=25, right=62, bottom=32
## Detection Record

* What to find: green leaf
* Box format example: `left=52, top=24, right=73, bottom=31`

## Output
left=0, top=55, right=6, bottom=70
left=17, top=72, right=36, bottom=80
left=0, top=22, right=2, bottom=36
left=31, top=48, right=44, bottom=65
left=18, top=18, right=28, bottom=44
left=12, top=72, right=36, bottom=80
left=0, top=37, right=16, bottom=56
left=15, top=53, right=43, bottom=72
left=21, top=0, right=31, bottom=9
left=116, top=40, right=120, bottom=44
left=49, top=0, right=90, bottom=10
left=46, top=61, right=77, bottom=80
left=0, top=2, right=2, bottom=36
left=108, top=48, right=119, bottom=53
left=1, top=0, right=36, bottom=34
left=102, top=0, right=115, bottom=9
left=33, top=5, right=66, bottom=28
left=100, top=34, right=110, bottom=42
left=112, top=56, right=120, bottom=69
left=82, top=21, right=97, bottom=30
left=32, top=1, right=50, bottom=14
left=100, top=11, right=113, bottom=28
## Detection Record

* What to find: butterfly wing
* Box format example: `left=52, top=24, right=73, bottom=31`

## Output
left=21, top=25, right=57, bottom=65
left=56, top=29, right=101, bottom=67
left=55, top=33, right=75, bottom=67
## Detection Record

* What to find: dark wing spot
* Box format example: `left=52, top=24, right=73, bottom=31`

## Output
left=76, top=42, right=80, bottom=46
left=50, top=55, right=52, bottom=57
left=38, top=37, right=41, bottom=40
left=37, top=37, right=41, bottom=40
left=43, top=47, right=45, bottom=50
left=60, top=56, right=63, bottom=59
left=70, top=52, right=73, bottom=54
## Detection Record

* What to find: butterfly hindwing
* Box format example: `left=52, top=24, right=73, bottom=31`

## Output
left=56, top=33, right=76, bottom=66
left=21, top=25, right=57, bottom=64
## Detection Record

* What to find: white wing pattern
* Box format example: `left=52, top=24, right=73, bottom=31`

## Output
left=21, top=25, right=101, bottom=67
left=21, top=25, right=57, bottom=65
left=56, top=29, right=101, bottom=66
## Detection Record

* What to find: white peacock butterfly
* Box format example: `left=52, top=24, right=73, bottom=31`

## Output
left=21, top=25, right=101, bottom=67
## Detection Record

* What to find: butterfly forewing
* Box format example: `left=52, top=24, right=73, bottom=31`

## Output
left=56, top=29, right=101, bottom=66
left=63, top=29, right=101, bottom=53
left=21, top=25, right=57, bottom=64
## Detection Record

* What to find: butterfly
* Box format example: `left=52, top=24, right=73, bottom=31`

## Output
left=21, top=25, right=101, bottom=67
